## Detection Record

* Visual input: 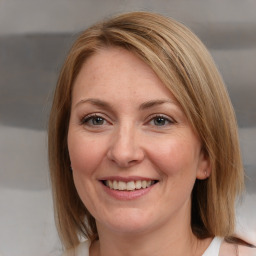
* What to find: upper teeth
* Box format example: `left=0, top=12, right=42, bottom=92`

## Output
left=105, top=180, right=154, bottom=191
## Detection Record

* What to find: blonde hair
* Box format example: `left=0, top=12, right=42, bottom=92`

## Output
left=48, top=11, right=244, bottom=249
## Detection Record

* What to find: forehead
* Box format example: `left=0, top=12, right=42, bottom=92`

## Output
left=72, top=47, right=176, bottom=103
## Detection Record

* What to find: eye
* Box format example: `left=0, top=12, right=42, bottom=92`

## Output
left=81, top=114, right=107, bottom=126
left=148, top=115, right=174, bottom=127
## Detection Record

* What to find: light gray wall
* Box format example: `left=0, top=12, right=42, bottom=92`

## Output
left=1, top=0, right=256, bottom=35
left=0, top=1, right=255, bottom=255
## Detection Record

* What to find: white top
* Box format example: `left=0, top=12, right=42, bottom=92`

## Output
left=62, top=240, right=89, bottom=256
left=63, top=237, right=223, bottom=256
left=63, top=236, right=256, bottom=256
left=202, top=237, right=223, bottom=256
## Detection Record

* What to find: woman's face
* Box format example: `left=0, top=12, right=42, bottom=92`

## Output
left=68, top=47, right=210, bottom=235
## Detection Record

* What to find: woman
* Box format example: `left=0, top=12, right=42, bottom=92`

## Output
left=48, top=12, right=255, bottom=255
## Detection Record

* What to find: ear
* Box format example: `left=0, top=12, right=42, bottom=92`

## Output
left=196, top=148, right=211, bottom=180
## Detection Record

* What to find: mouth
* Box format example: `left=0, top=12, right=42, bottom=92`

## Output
left=101, top=180, right=159, bottom=191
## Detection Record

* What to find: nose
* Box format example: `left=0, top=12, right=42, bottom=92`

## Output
left=107, top=124, right=145, bottom=168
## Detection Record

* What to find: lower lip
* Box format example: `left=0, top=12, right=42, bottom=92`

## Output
left=101, top=182, right=155, bottom=200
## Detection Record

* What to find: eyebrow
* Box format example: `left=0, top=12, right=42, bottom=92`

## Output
left=75, top=98, right=112, bottom=109
left=139, top=99, right=176, bottom=110
left=75, top=98, right=176, bottom=110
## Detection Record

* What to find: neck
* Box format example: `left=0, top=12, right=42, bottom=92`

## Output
left=93, top=230, right=197, bottom=256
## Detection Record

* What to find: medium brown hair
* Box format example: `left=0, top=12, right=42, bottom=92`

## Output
left=48, top=11, right=244, bottom=249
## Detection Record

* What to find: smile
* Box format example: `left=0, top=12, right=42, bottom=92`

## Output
left=102, top=180, right=158, bottom=191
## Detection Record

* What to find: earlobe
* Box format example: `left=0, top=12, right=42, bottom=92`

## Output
left=196, top=150, right=211, bottom=180
left=196, top=164, right=211, bottom=180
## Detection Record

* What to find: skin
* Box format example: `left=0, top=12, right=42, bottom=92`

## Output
left=68, top=47, right=212, bottom=256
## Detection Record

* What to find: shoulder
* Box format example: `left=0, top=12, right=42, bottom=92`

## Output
left=238, top=244, right=256, bottom=256
left=219, top=240, right=256, bottom=256
left=62, top=240, right=90, bottom=256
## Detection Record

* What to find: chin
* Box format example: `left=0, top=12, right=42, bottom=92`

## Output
left=97, top=209, right=154, bottom=235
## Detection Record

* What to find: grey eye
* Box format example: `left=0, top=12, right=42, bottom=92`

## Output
left=91, top=116, right=105, bottom=125
left=153, top=117, right=169, bottom=126
left=82, top=115, right=106, bottom=126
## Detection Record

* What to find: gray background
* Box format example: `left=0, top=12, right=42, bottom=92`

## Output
left=0, top=0, right=255, bottom=255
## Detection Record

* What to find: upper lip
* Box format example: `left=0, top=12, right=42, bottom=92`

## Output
left=99, top=176, right=159, bottom=182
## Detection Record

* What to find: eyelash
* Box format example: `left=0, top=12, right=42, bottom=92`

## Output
left=80, top=114, right=108, bottom=126
left=147, top=115, right=175, bottom=127
left=80, top=114, right=175, bottom=128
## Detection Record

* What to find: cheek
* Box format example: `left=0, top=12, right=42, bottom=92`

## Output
left=68, top=132, right=107, bottom=213
left=68, top=132, right=106, bottom=175
left=146, top=135, right=200, bottom=177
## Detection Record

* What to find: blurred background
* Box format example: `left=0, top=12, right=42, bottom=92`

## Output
left=0, top=0, right=255, bottom=255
